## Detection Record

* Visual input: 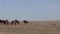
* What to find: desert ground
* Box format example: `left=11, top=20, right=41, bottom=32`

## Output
left=0, top=20, right=60, bottom=34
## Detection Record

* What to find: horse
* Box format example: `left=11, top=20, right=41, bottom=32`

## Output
left=3, top=20, right=9, bottom=24
left=15, top=19, right=20, bottom=25
left=23, top=20, right=29, bottom=24
left=0, top=19, right=9, bottom=25
left=0, top=19, right=4, bottom=24
left=11, top=19, right=20, bottom=25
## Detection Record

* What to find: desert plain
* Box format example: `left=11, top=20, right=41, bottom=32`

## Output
left=0, top=20, right=60, bottom=34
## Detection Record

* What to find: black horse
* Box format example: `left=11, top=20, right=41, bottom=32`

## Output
left=23, top=20, right=29, bottom=24
left=0, top=20, right=4, bottom=24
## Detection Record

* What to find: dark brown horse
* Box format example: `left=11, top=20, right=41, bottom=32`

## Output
left=11, top=19, right=20, bottom=25
left=0, top=19, right=9, bottom=25
left=3, top=20, right=9, bottom=24
left=11, top=20, right=15, bottom=25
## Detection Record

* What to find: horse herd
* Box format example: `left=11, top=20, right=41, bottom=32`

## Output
left=0, top=19, right=29, bottom=25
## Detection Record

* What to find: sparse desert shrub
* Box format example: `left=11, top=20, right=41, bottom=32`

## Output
left=53, top=24, right=56, bottom=26
left=58, top=24, right=60, bottom=26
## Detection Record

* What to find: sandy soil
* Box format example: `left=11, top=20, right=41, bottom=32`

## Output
left=0, top=21, right=60, bottom=34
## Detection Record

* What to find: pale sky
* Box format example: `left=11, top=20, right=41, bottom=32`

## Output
left=0, top=0, right=60, bottom=21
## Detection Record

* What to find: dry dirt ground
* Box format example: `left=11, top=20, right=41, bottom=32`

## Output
left=0, top=21, right=60, bottom=34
